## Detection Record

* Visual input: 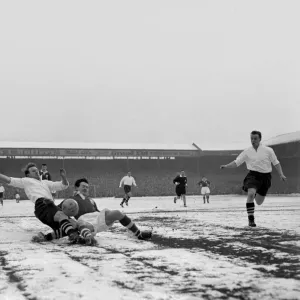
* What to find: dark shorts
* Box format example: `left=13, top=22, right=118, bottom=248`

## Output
left=124, top=185, right=132, bottom=194
left=242, top=171, right=272, bottom=197
left=34, top=198, right=62, bottom=230
left=176, top=186, right=186, bottom=197
left=0, top=192, right=3, bottom=198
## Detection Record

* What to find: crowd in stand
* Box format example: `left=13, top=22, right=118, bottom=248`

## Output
left=0, top=154, right=298, bottom=200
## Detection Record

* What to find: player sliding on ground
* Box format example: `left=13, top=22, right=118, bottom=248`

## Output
left=33, top=178, right=152, bottom=245
left=220, top=130, right=287, bottom=227
left=0, top=163, right=83, bottom=243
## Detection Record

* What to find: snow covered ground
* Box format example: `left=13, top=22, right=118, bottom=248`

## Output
left=0, top=195, right=299, bottom=300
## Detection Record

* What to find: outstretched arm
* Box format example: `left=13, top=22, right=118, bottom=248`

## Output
left=1, top=174, right=25, bottom=189
left=274, top=163, right=287, bottom=181
left=0, top=174, right=11, bottom=184
left=220, top=161, right=238, bottom=169
left=221, top=150, right=246, bottom=169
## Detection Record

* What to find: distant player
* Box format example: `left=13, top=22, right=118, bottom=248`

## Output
left=0, top=185, right=5, bottom=206
left=119, top=172, right=137, bottom=207
left=40, top=163, right=56, bottom=200
left=198, top=177, right=211, bottom=204
left=15, top=192, right=20, bottom=203
left=34, top=178, right=152, bottom=245
left=173, top=171, right=187, bottom=207
left=40, top=163, right=52, bottom=180
left=220, top=130, right=287, bottom=227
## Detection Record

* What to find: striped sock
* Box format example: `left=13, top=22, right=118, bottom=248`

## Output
left=246, top=203, right=255, bottom=219
left=80, top=227, right=92, bottom=238
left=119, top=215, right=141, bottom=237
left=60, top=219, right=77, bottom=236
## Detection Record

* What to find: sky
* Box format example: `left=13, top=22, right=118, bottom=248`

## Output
left=0, top=0, right=299, bottom=149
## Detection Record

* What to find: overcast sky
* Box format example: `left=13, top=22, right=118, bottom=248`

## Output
left=0, top=0, right=299, bottom=149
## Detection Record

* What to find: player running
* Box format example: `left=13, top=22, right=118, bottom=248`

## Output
left=173, top=171, right=188, bottom=207
left=220, top=130, right=287, bottom=227
left=119, top=172, right=137, bottom=207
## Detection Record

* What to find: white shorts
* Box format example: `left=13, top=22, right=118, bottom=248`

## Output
left=201, top=187, right=210, bottom=195
left=78, top=209, right=110, bottom=234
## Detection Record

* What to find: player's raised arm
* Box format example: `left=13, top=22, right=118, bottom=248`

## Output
left=0, top=173, right=12, bottom=184
left=59, top=168, right=69, bottom=186
left=45, top=168, right=69, bottom=192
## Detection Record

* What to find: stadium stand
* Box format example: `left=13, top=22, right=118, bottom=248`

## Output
left=0, top=132, right=299, bottom=199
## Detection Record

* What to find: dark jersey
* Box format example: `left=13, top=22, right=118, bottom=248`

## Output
left=40, top=171, right=52, bottom=181
left=58, top=194, right=99, bottom=220
left=173, top=176, right=187, bottom=187
left=198, top=180, right=210, bottom=187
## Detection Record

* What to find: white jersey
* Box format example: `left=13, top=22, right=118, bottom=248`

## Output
left=119, top=176, right=137, bottom=187
left=235, top=144, right=279, bottom=173
left=9, top=177, right=68, bottom=203
left=0, top=186, right=5, bottom=193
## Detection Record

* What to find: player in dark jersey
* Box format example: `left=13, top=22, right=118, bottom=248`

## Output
left=198, top=176, right=211, bottom=204
left=0, top=185, right=4, bottom=206
left=40, top=164, right=52, bottom=180
left=40, top=164, right=56, bottom=200
left=173, top=171, right=187, bottom=207
left=33, top=178, right=152, bottom=245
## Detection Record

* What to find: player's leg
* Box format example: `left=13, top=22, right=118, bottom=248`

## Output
left=201, top=188, right=206, bottom=203
left=105, top=209, right=152, bottom=240
left=255, top=194, right=265, bottom=205
left=0, top=198, right=3, bottom=206
left=246, top=188, right=257, bottom=227
left=255, top=174, right=271, bottom=206
left=33, top=198, right=80, bottom=242
left=243, top=172, right=263, bottom=227
left=125, top=191, right=132, bottom=206
left=206, top=191, right=210, bottom=203
left=175, top=187, right=181, bottom=203
left=120, top=193, right=126, bottom=207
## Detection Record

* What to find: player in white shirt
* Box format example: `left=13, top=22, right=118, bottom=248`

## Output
left=119, top=172, right=137, bottom=207
left=0, top=185, right=5, bottom=206
left=15, top=191, right=20, bottom=203
left=0, top=162, right=82, bottom=243
left=220, top=130, right=287, bottom=227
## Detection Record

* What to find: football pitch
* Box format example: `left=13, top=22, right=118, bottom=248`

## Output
left=0, top=195, right=299, bottom=300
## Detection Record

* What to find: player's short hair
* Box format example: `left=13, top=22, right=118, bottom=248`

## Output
left=74, top=178, right=89, bottom=188
left=22, top=162, right=37, bottom=176
left=42, top=163, right=47, bottom=166
left=251, top=130, right=262, bottom=139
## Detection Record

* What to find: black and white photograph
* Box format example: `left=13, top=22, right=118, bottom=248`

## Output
left=0, top=1, right=299, bottom=299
